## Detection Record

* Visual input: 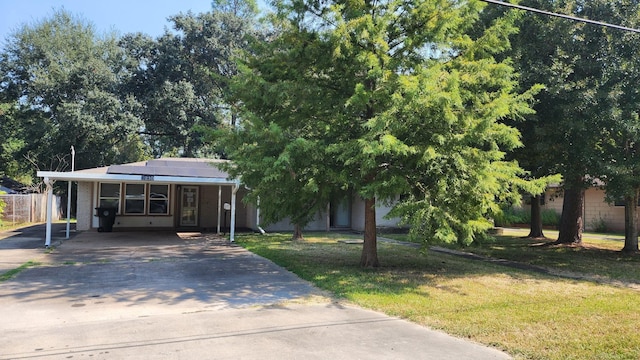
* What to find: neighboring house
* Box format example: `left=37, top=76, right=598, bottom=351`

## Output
left=1, top=176, right=35, bottom=194
left=0, top=186, right=14, bottom=194
left=37, top=158, right=403, bottom=245
left=518, top=185, right=630, bottom=233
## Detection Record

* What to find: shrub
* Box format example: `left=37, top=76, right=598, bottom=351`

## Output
left=494, top=207, right=529, bottom=227
left=541, top=209, right=560, bottom=227
left=494, top=207, right=560, bottom=227
left=590, top=215, right=608, bottom=233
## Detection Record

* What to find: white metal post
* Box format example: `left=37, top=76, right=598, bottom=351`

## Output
left=66, top=146, right=75, bottom=239
left=217, top=185, right=222, bottom=234
left=230, top=184, right=238, bottom=242
left=44, top=178, right=53, bottom=247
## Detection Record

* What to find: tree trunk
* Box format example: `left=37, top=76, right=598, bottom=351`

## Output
left=528, top=194, right=545, bottom=238
left=556, top=182, right=584, bottom=245
left=292, top=224, right=304, bottom=241
left=622, top=192, right=639, bottom=253
left=231, top=110, right=238, bottom=127
left=360, top=197, right=380, bottom=268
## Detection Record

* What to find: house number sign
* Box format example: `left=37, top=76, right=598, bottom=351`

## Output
left=141, top=175, right=154, bottom=181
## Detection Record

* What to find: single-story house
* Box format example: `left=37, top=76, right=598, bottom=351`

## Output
left=0, top=185, right=15, bottom=194
left=37, top=158, right=402, bottom=246
left=1, top=176, right=35, bottom=194
left=518, top=185, right=632, bottom=233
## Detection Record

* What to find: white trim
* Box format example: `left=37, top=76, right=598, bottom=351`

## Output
left=217, top=186, right=222, bottom=234
left=36, top=171, right=238, bottom=185
left=38, top=167, right=242, bottom=242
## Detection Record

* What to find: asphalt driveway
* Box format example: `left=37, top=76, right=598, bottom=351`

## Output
left=0, top=227, right=511, bottom=359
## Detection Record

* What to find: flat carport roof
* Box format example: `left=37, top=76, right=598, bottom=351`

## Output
left=37, top=158, right=242, bottom=247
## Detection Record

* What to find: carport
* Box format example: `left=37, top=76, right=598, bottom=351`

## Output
left=37, top=158, right=242, bottom=247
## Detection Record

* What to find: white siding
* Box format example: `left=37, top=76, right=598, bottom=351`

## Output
left=521, top=187, right=626, bottom=233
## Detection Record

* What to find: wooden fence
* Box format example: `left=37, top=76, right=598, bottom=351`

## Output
left=0, top=194, right=61, bottom=225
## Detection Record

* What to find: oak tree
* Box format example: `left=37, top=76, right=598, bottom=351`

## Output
left=0, top=9, right=146, bottom=172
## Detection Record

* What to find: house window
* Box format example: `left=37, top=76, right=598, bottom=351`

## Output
left=125, top=184, right=146, bottom=214
left=99, top=183, right=121, bottom=212
left=149, top=184, right=169, bottom=214
left=614, top=197, right=640, bottom=207
left=99, top=182, right=171, bottom=215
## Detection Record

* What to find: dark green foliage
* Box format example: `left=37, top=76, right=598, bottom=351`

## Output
left=503, top=0, right=640, bottom=246
left=223, top=0, right=544, bottom=266
left=493, top=207, right=560, bottom=227
left=121, top=0, right=259, bottom=157
left=0, top=10, right=147, bottom=175
left=0, top=3, right=260, bottom=177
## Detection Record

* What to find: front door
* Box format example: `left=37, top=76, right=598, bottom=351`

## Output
left=180, top=186, right=199, bottom=227
left=330, top=197, right=351, bottom=228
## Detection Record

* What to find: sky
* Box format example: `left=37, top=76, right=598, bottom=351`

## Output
left=0, top=0, right=217, bottom=46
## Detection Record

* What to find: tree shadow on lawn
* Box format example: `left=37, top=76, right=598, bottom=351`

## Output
left=466, top=234, right=638, bottom=262
left=251, top=234, right=640, bottom=302
left=261, top=240, right=557, bottom=299
left=438, top=235, right=640, bottom=287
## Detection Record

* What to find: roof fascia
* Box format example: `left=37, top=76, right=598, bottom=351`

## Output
left=37, top=171, right=239, bottom=186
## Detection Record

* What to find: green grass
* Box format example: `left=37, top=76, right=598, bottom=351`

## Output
left=236, top=232, right=640, bottom=360
left=0, top=261, right=40, bottom=282
left=384, top=228, right=640, bottom=284
left=0, top=220, right=76, bottom=234
left=0, top=222, right=33, bottom=232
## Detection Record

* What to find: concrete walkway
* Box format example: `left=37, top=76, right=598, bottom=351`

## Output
left=0, top=227, right=511, bottom=359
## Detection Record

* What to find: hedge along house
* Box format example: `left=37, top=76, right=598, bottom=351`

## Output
left=37, top=158, right=246, bottom=247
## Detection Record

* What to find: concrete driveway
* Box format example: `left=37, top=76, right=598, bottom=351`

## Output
left=0, top=227, right=511, bottom=359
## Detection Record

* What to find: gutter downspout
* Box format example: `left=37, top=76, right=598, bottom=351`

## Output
left=230, top=182, right=239, bottom=242
left=44, top=178, right=54, bottom=248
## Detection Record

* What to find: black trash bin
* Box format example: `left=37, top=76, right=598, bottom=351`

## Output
left=95, top=207, right=117, bottom=232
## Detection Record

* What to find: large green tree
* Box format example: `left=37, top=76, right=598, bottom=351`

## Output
left=591, top=1, right=640, bottom=253
left=219, top=21, right=341, bottom=240
left=507, top=0, right=640, bottom=246
left=481, top=2, right=563, bottom=239
left=121, top=0, right=259, bottom=157
left=227, top=0, right=540, bottom=267
left=0, top=10, right=146, bottom=173
left=0, top=101, right=26, bottom=178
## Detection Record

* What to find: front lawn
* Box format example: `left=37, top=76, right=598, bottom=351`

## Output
left=236, top=232, right=640, bottom=360
left=384, top=228, right=640, bottom=284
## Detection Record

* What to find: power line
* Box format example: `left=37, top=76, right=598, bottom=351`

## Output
left=480, top=0, right=640, bottom=34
